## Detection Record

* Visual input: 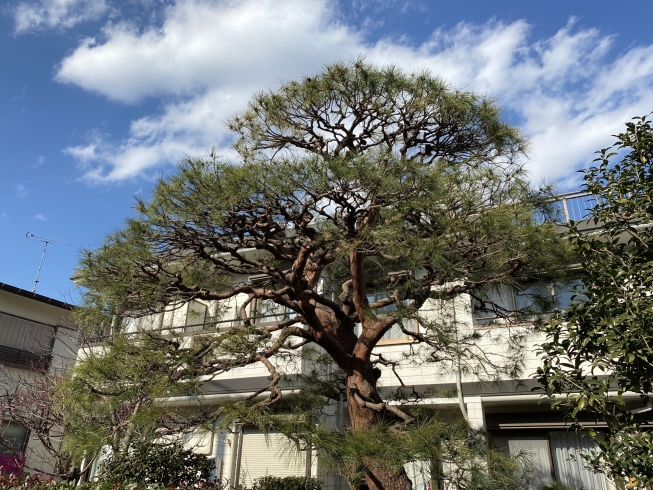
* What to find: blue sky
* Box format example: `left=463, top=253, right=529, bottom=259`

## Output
left=1, top=0, right=653, bottom=303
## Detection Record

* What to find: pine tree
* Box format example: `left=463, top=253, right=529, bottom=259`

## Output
left=71, top=60, right=569, bottom=490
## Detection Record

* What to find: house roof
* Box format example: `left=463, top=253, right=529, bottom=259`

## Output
left=0, top=282, right=74, bottom=310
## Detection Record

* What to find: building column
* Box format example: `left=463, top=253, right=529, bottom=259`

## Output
left=465, top=396, right=486, bottom=431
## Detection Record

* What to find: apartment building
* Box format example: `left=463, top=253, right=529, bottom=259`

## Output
left=86, top=191, right=618, bottom=490
left=0, top=283, right=78, bottom=475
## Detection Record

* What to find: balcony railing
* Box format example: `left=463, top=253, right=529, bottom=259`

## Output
left=552, top=191, right=598, bottom=223
left=533, top=191, right=599, bottom=225
left=0, top=311, right=55, bottom=371
left=91, top=312, right=284, bottom=343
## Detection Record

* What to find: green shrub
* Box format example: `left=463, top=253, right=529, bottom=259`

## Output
left=0, top=469, right=319, bottom=490
left=0, top=472, right=79, bottom=489
left=539, top=482, right=584, bottom=490
left=98, top=441, right=215, bottom=486
left=0, top=471, right=231, bottom=489
left=251, top=476, right=321, bottom=490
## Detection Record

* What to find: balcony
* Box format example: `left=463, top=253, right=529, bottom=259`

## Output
left=552, top=191, right=598, bottom=223
left=534, top=191, right=599, bottom=227
left=0, top=311, right=55, bottom=371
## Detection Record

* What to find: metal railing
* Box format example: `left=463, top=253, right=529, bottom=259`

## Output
left=552, top=191, right=598, bottom=223
left=90, top=311, right=302, bottom=343
left=534, top=191, right=598, bottom=225
left=0, top=311, right=55, bottom=370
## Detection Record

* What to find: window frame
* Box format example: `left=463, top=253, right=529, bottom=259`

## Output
left=185, top=300, right=210, bottom=330
left=0, top=421, right=29, bottom=458
left=250, top=297, right=297, bottom=326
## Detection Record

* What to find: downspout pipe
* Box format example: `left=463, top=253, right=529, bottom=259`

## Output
left=233, top=426, right=244, bottom=488
left=228, top=423, right=243, bottom=489
left=453, top=303, right=468, bottom=421
left=212, top=421, right=223, bottom=482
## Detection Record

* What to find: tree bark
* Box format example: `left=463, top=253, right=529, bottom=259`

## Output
left=346, top=371, right=413, bottom=490
left=341, top=248, right=413, bottom=490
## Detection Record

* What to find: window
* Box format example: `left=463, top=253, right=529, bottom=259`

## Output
left=185, top=300, right=209, bottom=327
left=354, top=289, right=418, bottom=343
left=251, top=298, right=297, bottom=325
left=553, top=280, right=586, bottom=309
left=493, top=430, right=614, bottom=490
left=238, top=428, right=307, bottom=487
left=247, top=272, right=298, bottom=325
left=473, top=286, right=515, bottom=325
left=513, top=283, right=555, bottom=313
left=0, top=422, right=28, bottom=457
left=0, top=311, right=55, bottom=370
left=122, top=313, right=164, bottom=333
left=211, top=296, right=245, bottom=329
left=0, top=422, right=27, bottom=473
left=492, top=434, right=554, bottom=489
left=474, top=280, right=584, bottom=326
left=519, top=280, right=584, bottom=313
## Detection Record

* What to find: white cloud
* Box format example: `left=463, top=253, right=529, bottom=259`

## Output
left=13, top=0, right=107, bottom=34
left=56, top=0, right=653, bottom=188
left=361, top=19, right=653, bottom=187
left=16, top=184, right=27, bottom=197
left=12, top=84, right=27, bottom=101
left=34, top=214, right=47, bottom=221
left=64, top=142, right=98, bottom=164
left=32, top=155, right=46, bottom=169
left=55, top=0, right=356, bottom=102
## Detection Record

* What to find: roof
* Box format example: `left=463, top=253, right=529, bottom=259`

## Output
left=0, top=282, right=74, bottom=310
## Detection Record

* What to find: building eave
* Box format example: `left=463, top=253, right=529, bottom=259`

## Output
left=0, top=282, right=74, bottom=310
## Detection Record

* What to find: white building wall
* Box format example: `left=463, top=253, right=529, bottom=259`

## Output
left=0, top=287, right=78, bottom=476
left=98, top=279, right=611, bottom=488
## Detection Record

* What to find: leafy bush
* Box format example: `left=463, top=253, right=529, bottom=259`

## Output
left=251, top=476, right=321, bottom=490
left=0, top=472, right=318, bottom=490
left=0, top=472, right=227, bottom=490
left=0, top=472, right=77, bottom=489
left=539, top=483, right=583, bottom=490
left=0, top=469, right=321, bottom=490
left=99, top=441, right=215, bottom=486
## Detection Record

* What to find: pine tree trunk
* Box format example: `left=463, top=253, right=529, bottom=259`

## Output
left=346, top=371, right=413, bottom=490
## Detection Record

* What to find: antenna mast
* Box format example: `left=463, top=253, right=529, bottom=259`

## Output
left=26, top=232, right=71, bottom=293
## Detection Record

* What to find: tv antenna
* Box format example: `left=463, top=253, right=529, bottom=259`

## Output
left=26, top=232, right=71, bottom=293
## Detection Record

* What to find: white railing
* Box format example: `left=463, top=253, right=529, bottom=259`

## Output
left=553, top=191, right=598, bottom=223
left=534, top=191, right=598, bottom=224
left=90, top=311, right=298, bottom=343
